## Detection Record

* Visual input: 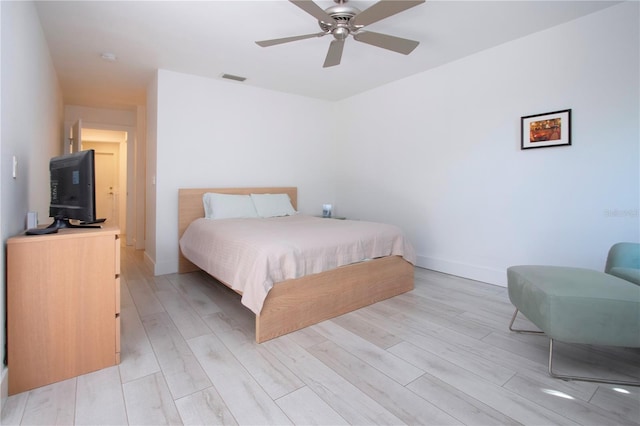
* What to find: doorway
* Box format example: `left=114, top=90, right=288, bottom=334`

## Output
left=82, top=129, right=128, bottom=237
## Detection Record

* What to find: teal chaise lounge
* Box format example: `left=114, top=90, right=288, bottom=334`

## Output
left=507, top=242, right=640, bottom=386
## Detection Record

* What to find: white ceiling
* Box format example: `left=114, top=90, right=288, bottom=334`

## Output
left=34, top=0, right=620, bottom=109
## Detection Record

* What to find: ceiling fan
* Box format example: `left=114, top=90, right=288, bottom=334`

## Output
left=256, top=0, right=425, bottom=68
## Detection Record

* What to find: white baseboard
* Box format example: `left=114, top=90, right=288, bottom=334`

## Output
left=153, top=259, right=179, bottom=276
left=143, top=252, right=180, bottom=276
left=143, top=251, right=156, bottom=275
left=415, top=255, right=507, bottom=287
left=1, top=366, right=8, bottom=416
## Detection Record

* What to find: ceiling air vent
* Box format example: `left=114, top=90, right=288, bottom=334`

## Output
left=221, top=73, right=247, bottom=82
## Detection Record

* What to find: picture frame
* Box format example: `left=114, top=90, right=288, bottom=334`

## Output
left=521, top=109, right=571, bottom=150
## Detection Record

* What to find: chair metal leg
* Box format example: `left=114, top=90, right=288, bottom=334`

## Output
left=509, top=309, right=639, bottom=386
left=508, top=308, right=544, bottom=334
left=547, top=339, right=640, bottom=387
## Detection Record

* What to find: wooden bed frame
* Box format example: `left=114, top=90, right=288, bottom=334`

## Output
left=178, top=187, right=414, bottom=343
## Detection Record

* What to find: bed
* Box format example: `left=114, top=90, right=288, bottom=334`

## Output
left=178, top=187, right=415, bottom=343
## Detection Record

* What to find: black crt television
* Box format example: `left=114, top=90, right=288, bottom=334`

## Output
left=48, top=149, right=97, bottom=229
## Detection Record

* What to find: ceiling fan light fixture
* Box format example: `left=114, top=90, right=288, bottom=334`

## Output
left=332, top=26, right=350, bottom=40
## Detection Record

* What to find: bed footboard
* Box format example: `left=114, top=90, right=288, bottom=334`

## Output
left=255, top=255, right=414, bottom=343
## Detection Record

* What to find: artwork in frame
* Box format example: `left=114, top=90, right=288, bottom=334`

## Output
left=521, top=109, right=571, bottom=150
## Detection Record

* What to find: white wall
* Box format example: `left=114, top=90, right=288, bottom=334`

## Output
left=65, top=105, right=136, bottom=128
left=335, top=2, right=639, bottom=286
left=149, top=69, right=336, bottom=274
left=0, top=0, right=63, bottom=406
left=135, top=106, right=146, bottom=249
left=145, top=72, right=158, bottom=271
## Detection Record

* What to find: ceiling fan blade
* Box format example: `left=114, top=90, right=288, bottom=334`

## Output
left=290, top=0, right=337, bottom=25
left=351, top=0, right=425, bottom=27
left=256, top=32, right=326, bottom=47
left=353, top=31, right=419, bottom=55
left=323, top=39, right=345, bottom=68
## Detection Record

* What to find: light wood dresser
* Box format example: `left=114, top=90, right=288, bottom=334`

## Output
left=7, top=225, right=121, bottom=395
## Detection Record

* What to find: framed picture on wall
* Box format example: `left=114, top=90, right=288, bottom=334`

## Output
left=521, top=109, right=571, bottom=149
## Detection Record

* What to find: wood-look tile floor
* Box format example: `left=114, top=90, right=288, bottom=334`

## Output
left=2, top=246, right=639, bottom=425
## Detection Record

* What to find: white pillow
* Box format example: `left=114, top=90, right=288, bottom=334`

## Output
left=250, top=193, right=296, bottom=218
left=202, top=193, right=258, bottom=219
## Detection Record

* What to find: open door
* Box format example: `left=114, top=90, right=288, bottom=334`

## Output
left=82, top=138, right=125, bottom=231
left=70, top=119, right=82, bottom=153
left=93, top=151, right=118, bottom=224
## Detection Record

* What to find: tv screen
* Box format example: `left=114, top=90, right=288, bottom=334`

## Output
left=48, top=149, right=96, bottom=228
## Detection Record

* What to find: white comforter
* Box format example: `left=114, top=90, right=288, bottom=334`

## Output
left=179, top=214, right=416, bottom=314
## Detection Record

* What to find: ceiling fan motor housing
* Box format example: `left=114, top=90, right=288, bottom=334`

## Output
left=318, top=3, right=362, bottom=40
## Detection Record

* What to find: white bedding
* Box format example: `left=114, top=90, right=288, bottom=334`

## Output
left=179, top=214, right=416, bottom=314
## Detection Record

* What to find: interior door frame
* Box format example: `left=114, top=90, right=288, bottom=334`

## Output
left=69, top=119, right=82, bottom=154
left=87, top=146, right=118, bottom=226
left=64, top=121, right=138, bottom=247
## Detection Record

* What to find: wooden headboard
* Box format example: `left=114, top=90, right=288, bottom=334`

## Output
left=178, top=187, right=297, bottom=273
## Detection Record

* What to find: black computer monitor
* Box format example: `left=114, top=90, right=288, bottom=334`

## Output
left=48, top=149, right=97, bottom=229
